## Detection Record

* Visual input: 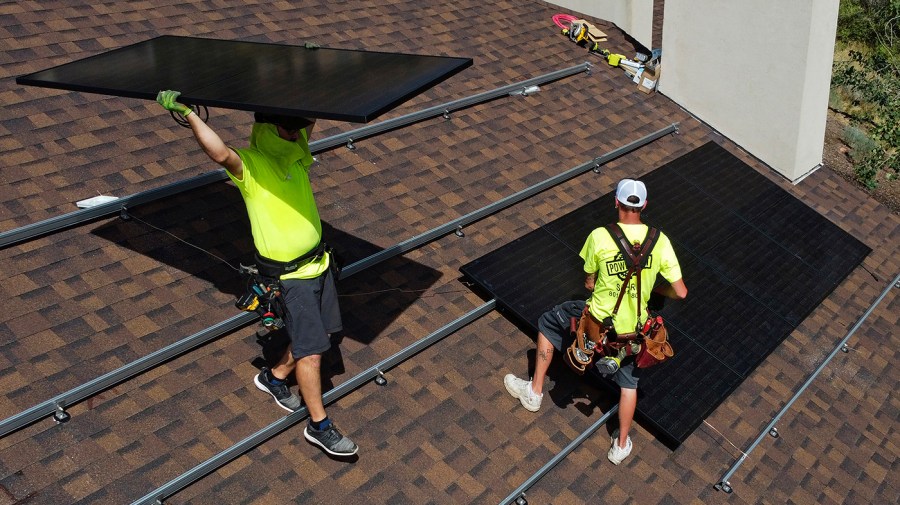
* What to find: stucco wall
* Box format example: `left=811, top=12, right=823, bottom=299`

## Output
left=660, top=0, right=839, bottom=181
left=549, top=0, right=839, bottom=182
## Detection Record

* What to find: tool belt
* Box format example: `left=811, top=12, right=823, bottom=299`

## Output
left=564, top=223, right=674, bottom=373
left=253, top=242, right=327, bottom=279
left=234, top=242, right=327, bottom=332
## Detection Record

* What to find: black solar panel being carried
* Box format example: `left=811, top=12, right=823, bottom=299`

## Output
left=16, top=35, right=473, bottom=123
left=460, top=141, right=871, bottom=446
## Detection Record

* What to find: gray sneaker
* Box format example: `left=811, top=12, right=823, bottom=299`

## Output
left=504, top=374, right=542, bottom=412
left=304, top=422, right=359, bottom=456
left=254, top=369, right=302, bottom=412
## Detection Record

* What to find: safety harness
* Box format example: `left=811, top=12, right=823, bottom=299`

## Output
left=565, top=223, right=673, bottom=374
left=252, top=242, right=327, bottom=279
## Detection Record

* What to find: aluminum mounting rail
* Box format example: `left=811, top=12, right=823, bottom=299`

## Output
left=0, top=122, right=676, bottom=438
left=714, top=271, right=900, bottom=494
left=342, top=122, right=679, bottom=277
left=499, top=404, right=620, bottom=505
left=0, top=62, right=591, bottom=249
left=130, top=300, right=497, bottom=505
left=0, top=170, right=227, bottom=249
left=0, top=312, right=255, bottom=434
left=309, top=62, right=592, bottom=152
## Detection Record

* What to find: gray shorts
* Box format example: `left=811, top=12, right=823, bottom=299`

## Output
left=280, top=267, right=342, bottom=359
left=537, top=300, right=641, bottom=389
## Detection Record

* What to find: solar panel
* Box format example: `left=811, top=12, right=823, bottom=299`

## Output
left=16, top=35, right=473, bottom=123
left=461, top=142, right=871, bottom=445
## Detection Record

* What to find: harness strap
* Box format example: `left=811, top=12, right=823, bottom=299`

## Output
left=604, top=223, right=659, bottom=333
left=254, top=242, right=326, bottom=279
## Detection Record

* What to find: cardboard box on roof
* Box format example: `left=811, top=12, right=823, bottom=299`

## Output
left=638, top=64, right=660, bottom=94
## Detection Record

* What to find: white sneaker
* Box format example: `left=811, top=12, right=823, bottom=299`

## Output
left=608, top=429, right=632, bottom=465
left=504, top=374, right=543, bottom=412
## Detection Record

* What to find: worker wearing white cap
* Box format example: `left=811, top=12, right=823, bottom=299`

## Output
left=504, top=178, right=688, bottom=465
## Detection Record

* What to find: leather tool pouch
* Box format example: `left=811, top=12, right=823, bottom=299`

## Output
left=634, top=315, right=674, bottom=368
left=565, top=307, right=610, bottom=375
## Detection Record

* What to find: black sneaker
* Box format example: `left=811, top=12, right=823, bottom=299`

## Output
left=254, top=369, right=302, bottom=412
left=304, top=422, right=358, bottom=456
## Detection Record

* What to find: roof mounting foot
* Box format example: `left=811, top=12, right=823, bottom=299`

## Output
left=119, top=206, right=131, bottom=221
left=442, top=109, right=451, bottom=120
left=346, top=138, right=356, bottom=150
left=455, top=225, right=465, bottom=237
left=374, top=368, right=387, bottom=386
left=53, top=403, right=70, bottom=424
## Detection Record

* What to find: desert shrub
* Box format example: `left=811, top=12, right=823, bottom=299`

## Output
left=832, top=0, right=899, bottom=187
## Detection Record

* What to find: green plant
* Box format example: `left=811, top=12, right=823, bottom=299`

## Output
left=831, top=0, right=899, bottom=188
left=842, top=125, right=878, bottom=162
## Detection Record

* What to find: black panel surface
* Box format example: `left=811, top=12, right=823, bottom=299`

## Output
left=461, top=142, right=871, bottom=445
left=16, top=36, right=473, bottom=123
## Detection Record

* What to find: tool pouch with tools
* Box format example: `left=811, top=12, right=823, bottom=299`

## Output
left=565, top=306, right=611, bottom=375
left=634, top=314, right=673, bottom=368
left=235, top=270, right=286, bottom=332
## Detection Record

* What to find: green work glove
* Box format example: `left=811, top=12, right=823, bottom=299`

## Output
left=304, top=41, right=320, bottom=49
left=156, top=90, right=193, bottom=117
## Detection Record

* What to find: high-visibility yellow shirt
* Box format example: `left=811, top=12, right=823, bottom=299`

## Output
left=228, top=123, right=329, bottom=280
left=579, top=223, right=682, bottom=334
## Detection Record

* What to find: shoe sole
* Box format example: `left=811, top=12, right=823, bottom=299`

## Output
left=304, top=427, right=359, bottom=456
left=504, top=376, right=540, bottom=412
left=254, top=374, right=298, bottom=413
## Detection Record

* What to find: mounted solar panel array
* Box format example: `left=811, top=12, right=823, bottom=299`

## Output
left=461, top=142, right=871, bottom=445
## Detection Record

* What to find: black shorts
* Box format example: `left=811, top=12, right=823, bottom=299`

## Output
left=280, top=267, right=342, bottom=359
left=537, top=300, right=641, bottom=389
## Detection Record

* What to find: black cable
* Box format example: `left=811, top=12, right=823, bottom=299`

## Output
left=170, top=104, right=209, bottom=128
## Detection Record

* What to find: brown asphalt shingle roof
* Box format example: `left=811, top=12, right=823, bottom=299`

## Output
left=1, top=1, right=898, bottom=504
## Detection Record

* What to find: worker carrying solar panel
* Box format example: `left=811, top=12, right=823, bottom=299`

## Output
left=156, top=90, right=358, bottom=458
left=503, top=178, right=688, bottom=465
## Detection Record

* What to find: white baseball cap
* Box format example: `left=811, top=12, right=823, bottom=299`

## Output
left=616, top=179, right=647, bottom=207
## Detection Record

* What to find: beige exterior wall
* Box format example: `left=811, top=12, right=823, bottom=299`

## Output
left=660, top=0, right=839, bottom=181
left=546, top=0, right=654, bottom=49
left=551, top=0, right=839, bottom=182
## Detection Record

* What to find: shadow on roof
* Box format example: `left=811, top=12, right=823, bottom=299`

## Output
left=89, top=183, right=442, bottom=348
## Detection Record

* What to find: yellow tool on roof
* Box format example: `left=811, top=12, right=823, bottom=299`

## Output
left=561, top=19, right=608, bottom=53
